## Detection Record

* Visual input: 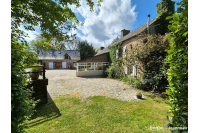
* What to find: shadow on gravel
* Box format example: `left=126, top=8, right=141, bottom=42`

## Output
left=26, top=93, right=61, bottom=128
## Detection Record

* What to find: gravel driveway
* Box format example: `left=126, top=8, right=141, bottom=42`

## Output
left=46, top=69, right=137, bottom=101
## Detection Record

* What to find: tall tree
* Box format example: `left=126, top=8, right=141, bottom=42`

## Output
left=11, top=0, right=102, bottom=132
left=77, top=40, right=96, bottom=60
left=11, top=0, right=102, bottom=43
left=154, top=0, right=175, bottom=35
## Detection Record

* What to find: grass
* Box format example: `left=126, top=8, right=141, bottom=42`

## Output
left=25, top=94, right=171, bottom=133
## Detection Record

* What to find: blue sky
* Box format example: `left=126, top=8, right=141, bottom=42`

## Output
left=22, top=0, right=182, bottom=48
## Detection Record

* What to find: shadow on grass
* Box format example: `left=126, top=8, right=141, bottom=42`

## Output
left=26, top=92, right=61, bottom=128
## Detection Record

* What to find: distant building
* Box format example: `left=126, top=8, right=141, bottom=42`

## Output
left=38, top=48, right=80, bottom=69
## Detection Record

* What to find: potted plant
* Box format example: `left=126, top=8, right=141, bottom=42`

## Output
left=136, top=91, right=142, bottom=99
left=29, top=66, right=42, bottom=80
left=162, top=92, right=167, bottom=98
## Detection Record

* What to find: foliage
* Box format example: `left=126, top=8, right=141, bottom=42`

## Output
left=108, top=42, right=123, bottom=64
left=106, top=64, right=123, bottom=79
left=11, top=1, right=102, bottom=131
left=11, top=41, right=38, bottom=133
left=136, top=91, right=142, bottom=96
left=154, top=0, right=175, bottom=35
left=165, top=0, right=188, bottom=131
left=106, top=34, right=170, bottom=93
left=25, top=95, right=170, bottom=132
left=77, top=40, right=96, bottom=60
left=111, top=36, right=120, bottom=44
left=11, top=0, right=102, bottom=43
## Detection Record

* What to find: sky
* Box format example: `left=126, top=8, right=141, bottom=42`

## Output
left=22, top=0, right=182, bottom=48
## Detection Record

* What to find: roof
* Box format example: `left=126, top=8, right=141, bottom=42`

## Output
left=38, top=48, right=80, bottom=61
left=111, top=18, right=156, bottom=45
left=77, top=52, right=109, bottom=63
left=95, top=47, right=109, bottom=56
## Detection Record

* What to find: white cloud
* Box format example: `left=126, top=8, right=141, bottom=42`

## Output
left=19, top=25, right=40, bottom=43
left=72, top=0, right=137, bottom=48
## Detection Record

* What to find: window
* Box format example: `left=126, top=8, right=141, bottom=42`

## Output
left=130, top=65, right=137, bottom=76
left=116, top=49, right=118, bottom=59
left=78, top=66, right=86, bottom=71
left=77, top=62, right=109, bottom=72
left=124, top=65, right=127, bottom=74
left=64, top=54, right=70, bottom=59
left=73, top=62, right=77, bottom=67
left=123, top=46, right=126, bottom=58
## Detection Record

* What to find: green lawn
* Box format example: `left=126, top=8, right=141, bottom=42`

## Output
left=25, top=93, right=171, bottom=133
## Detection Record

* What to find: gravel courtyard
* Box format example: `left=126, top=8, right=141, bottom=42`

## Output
left=46, top=69, right=138, bottom=101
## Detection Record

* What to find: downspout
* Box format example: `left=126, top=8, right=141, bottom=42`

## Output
left=147, top=14, right=150, bottom=35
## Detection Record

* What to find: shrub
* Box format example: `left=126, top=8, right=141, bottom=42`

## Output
left=106, top=64, right=123, bottom=79
left=166, top=0, right=188, bottom=130
left=11, top=41, right=38, bottom=132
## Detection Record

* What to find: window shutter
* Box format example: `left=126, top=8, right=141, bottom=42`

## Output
left=125, top=65, right=127, bottom=74
left=133, top=66, right=136, bottom=76
left=123, top=46, right=126, bottom=58
left=116, top=49, right=118, bottom=59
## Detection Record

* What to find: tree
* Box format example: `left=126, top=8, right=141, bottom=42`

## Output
left=11, top=0, right=102, bottom=132
left=166, top=0, right=188, bottom=131
left=77, top=40, right=96, bottom=60
left=11, top=0, right=103, bottom=43
left=154, top=0, right=175, bottom=35
left=66, top=38, right=78, bottom=50
left=111, top=36, right=120, bottom=44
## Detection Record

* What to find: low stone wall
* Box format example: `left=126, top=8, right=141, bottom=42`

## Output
left=76, top=71, right=103, bottom=77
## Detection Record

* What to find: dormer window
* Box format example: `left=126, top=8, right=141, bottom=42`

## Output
left=64, top=53, right=71, bottom=60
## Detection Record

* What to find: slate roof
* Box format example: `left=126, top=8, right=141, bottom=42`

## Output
left=111, top=18, right=156, bottom=45
left=94, top=18, right=156, bottom=57
left=95, top=47, right=109, bottom=56
left=38, top=48, right=80, bottom=61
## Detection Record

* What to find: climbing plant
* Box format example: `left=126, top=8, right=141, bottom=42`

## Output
left=154, top=0, right=175, bottom=35
left=108, top=42, right=123, bottom=64
left=166, top=0, right=188, bottom=131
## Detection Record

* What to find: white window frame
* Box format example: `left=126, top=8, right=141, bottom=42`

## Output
left=123, top=46, right=126, bottom=58
left=124, top=65, right=127, bottom=74
left=130, top=65, right=137, bottom=76
left=116, top=49, right=118, bottom=59
left=77, top=62, right=109, bottom=72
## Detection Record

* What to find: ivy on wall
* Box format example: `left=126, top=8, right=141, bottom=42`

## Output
left=108, top=42, right=123, bottom=64
left=154, top=0, right=175, bottom=35
left=106, top=34, right=170, bottom=93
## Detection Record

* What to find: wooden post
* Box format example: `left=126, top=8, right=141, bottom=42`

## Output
left=43, top=67, right=45, bottom=79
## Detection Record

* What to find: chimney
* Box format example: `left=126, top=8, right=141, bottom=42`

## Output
left=100, top=47, right=104, bottom=50
left=121, top=29, right=130, bottom=38
left=147, top=14, right=150, bottom=35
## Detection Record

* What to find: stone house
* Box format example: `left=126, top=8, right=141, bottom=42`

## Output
left=38, top=48, right=80, bottom=69
left=111, top=17, right=156, bottom=78
left=76, top=16, right=156, bottom=77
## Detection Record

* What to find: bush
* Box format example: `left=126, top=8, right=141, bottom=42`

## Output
left=11, top=41, right=38, bottom=132
left=166, top=0, right=188, bottom=130
left=106, top=64, right=123, bottom=79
